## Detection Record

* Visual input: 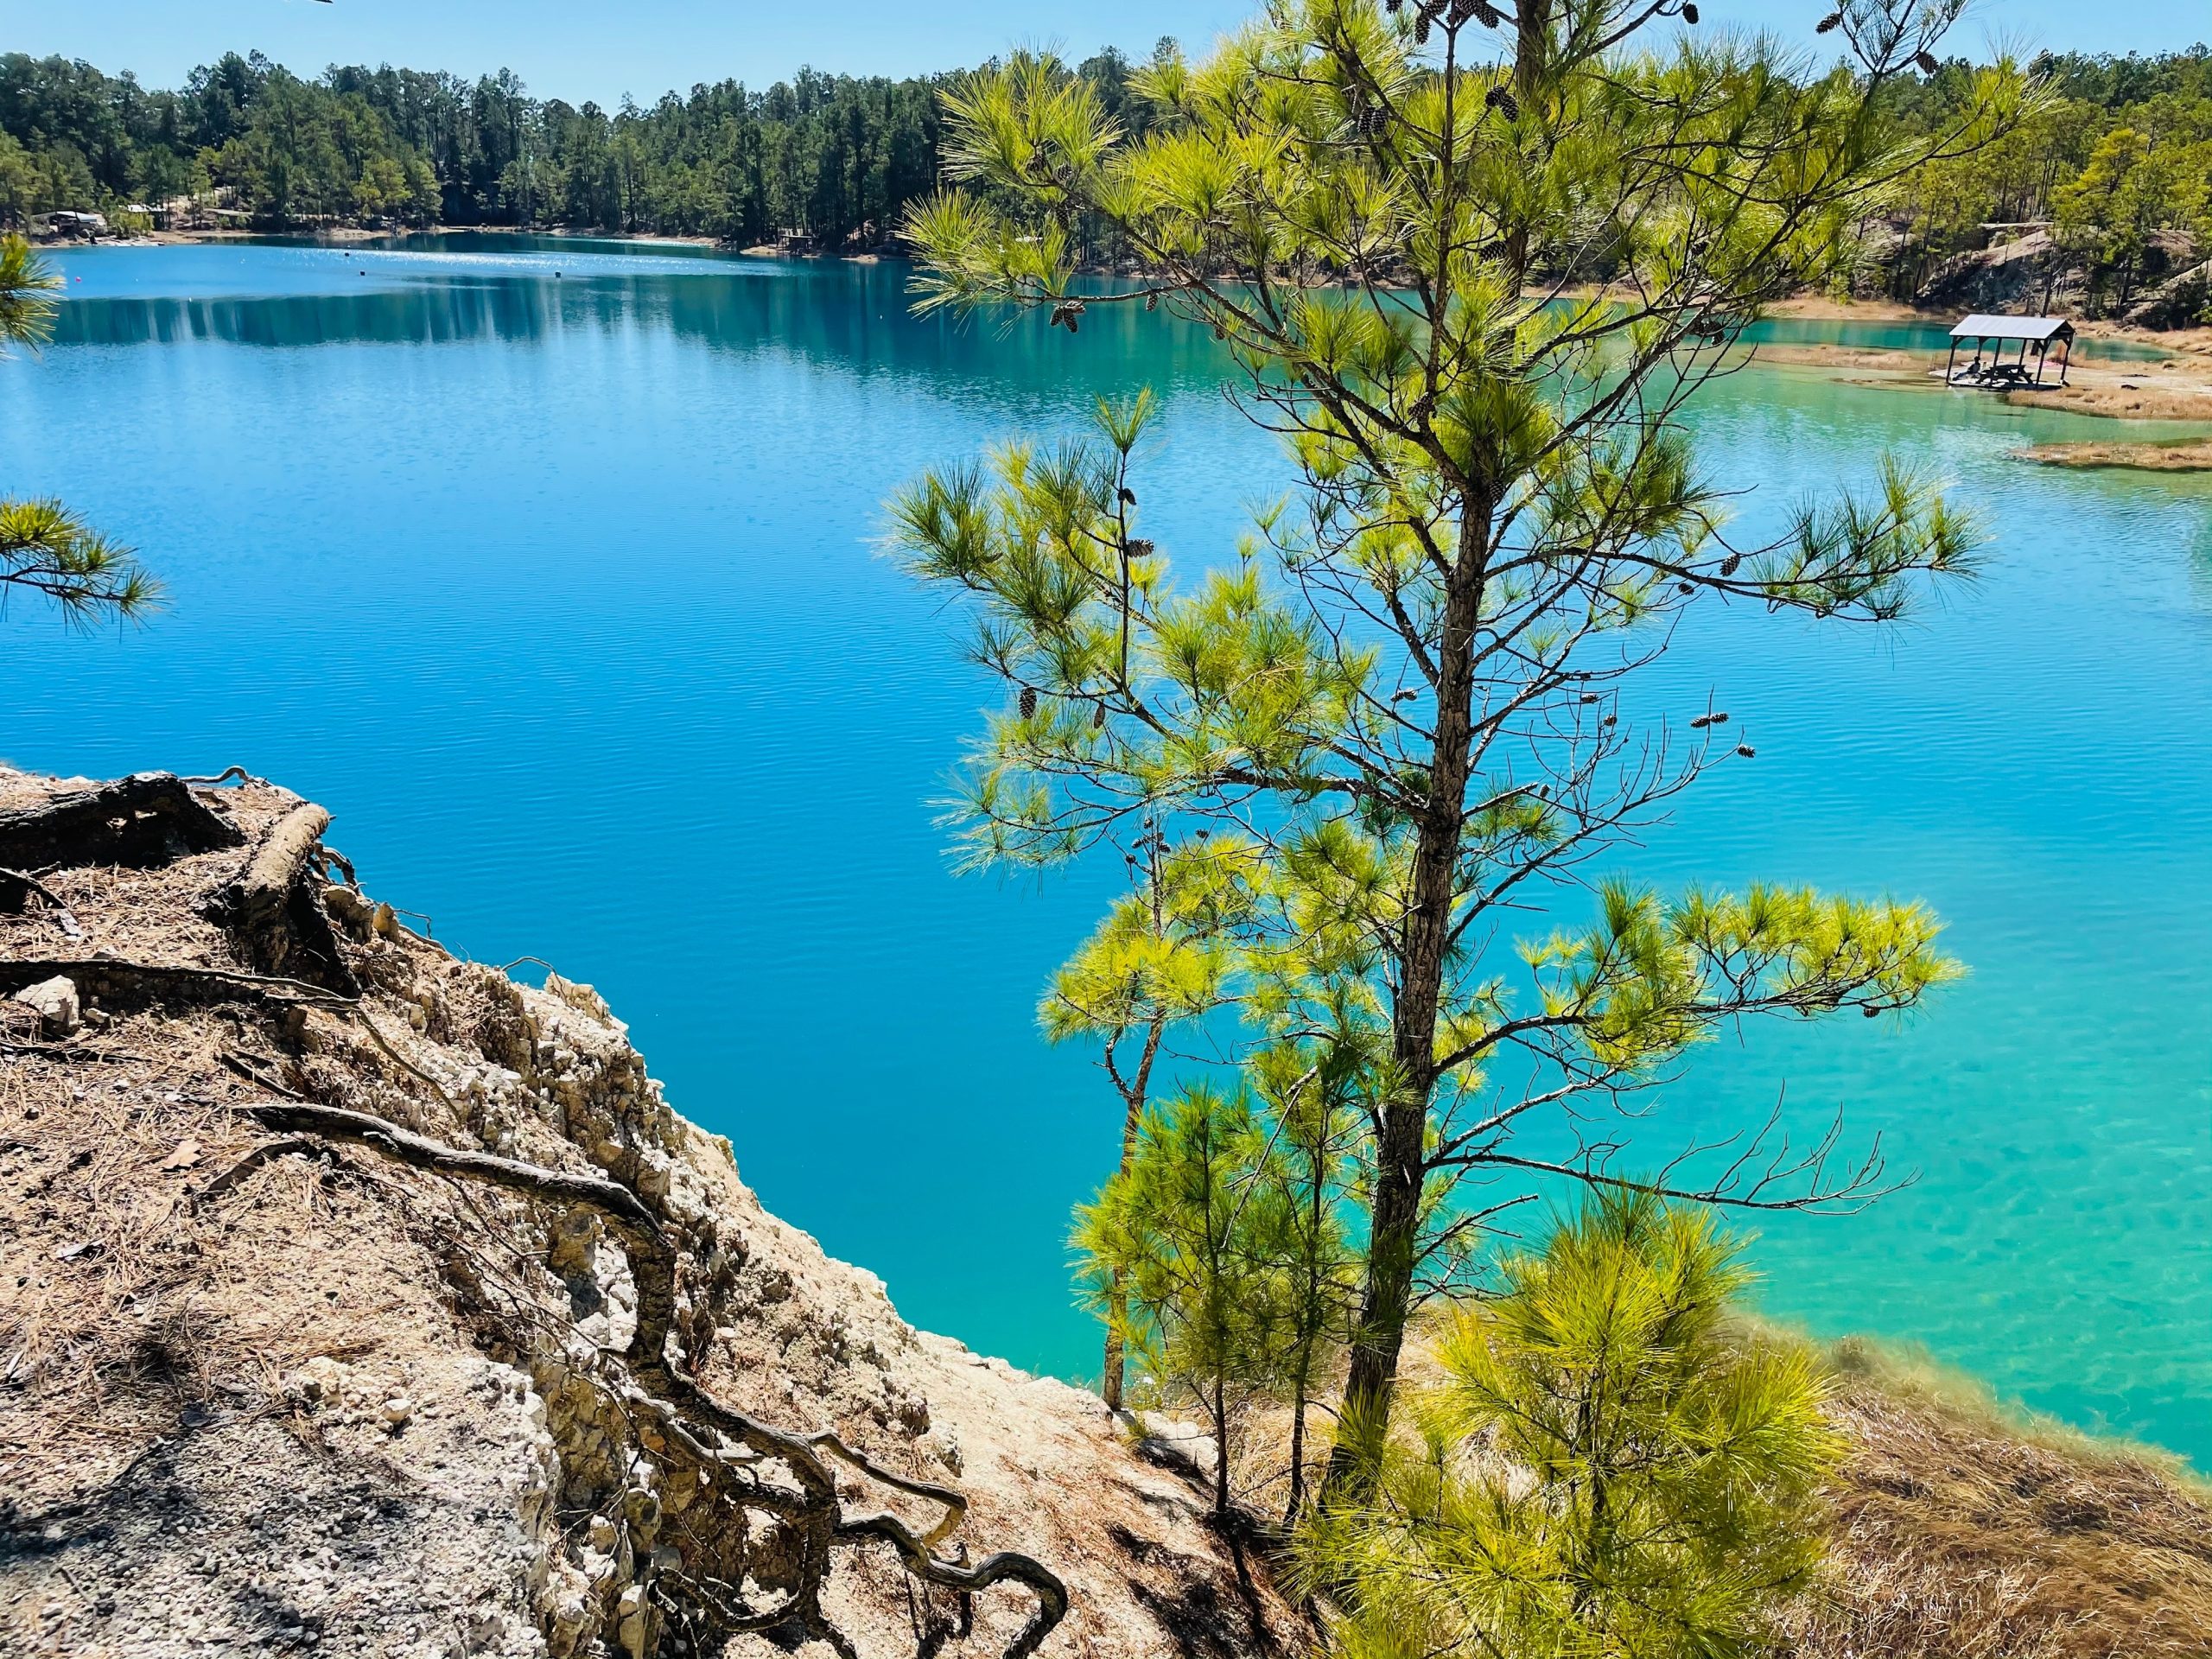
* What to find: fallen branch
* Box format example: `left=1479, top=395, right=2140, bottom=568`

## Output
left=218, top=804, right=331, bottom=931
left=0, top=772, right=244, bottom=869
left=0, top=1039, right=141, bottom=1064
left=193, top=1136, right=319, bottom=1208
left=205, top=803, right=358, bottom=992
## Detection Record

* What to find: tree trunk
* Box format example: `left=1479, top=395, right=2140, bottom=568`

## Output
left=1212, top=1369, right=1230, bottom=1516
left=1332, top=14, right=1537, bottom=1477
left=1101, top=1286, right=1128, bottom=1411
left=1327, top=504, right=1491, bottom=1489
left=1100, top=1016, right=1162, bottom=1412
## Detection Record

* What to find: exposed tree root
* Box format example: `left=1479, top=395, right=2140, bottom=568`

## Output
left=228, top=1095, right=1070, bottom=1656
left=0, top=957, right=348, bottom=1009
left=0, top=772, right=244, bottom=869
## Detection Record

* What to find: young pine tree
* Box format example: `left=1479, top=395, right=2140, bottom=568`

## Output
left=1, top=235, right=155, bottom=622
left=1042, top=802, right=1262, bottom=1409
left=1295, top=1192, right=1840, bottom=1659
left=1244, top=1039, right=1364, bottom=1522
left=1073, top=1082, right=1296, bottom=1516
left=890, top=0, right=2012, bottom=1473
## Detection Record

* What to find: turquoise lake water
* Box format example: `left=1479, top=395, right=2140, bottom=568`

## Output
left=6, top=235, right=2208, bottom=1461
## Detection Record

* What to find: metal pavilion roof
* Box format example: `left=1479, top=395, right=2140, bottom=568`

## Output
left=1949, top=314, right=2075, bottom=341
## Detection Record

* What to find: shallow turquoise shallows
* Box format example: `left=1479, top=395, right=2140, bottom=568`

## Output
left=7, top=236, right=2208, bottom=1463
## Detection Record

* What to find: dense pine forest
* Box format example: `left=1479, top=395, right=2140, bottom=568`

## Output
left=0, top=41, right=2206, bottom=314
left=0, top=46, right=1160, bottom=248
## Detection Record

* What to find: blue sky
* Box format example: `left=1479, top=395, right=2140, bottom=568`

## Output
left=16, top=0, right=2209, bottom=105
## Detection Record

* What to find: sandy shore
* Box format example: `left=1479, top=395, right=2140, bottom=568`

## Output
left=1740, top=325, right=2212, bottom=468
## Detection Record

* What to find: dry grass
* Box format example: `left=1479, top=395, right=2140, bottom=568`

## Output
left=2005, top=379, right=2212, bottom=421
left=1783, top=1337, right=2212, bottom=1659
left=0, top=775, right=483, bottom=1514
left=2014, top=437, right=2212, bottom=471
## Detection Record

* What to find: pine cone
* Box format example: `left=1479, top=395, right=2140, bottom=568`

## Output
left=1916, top=48, right=1940, bottom=74
left=1020, top=686, right=1039, bottom=718
left=1816, top=10, right=1843, bottom=33
left=1485, top=86, right=1520, bottom=121
left=1681, top=1, right=1698, bottom=22
left=1093, top=703, right=1108, bottom=729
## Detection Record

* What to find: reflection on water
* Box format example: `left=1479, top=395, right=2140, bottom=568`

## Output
left=54, top=253, right=1238, bottom=397
left=15, top=234, right=2212, bottom=1466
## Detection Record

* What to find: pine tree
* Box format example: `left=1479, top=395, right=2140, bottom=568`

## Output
left=1073, top=1082, right=1293, bottom=1516
left=1045, top=815, right=1262, bottom=1408
left=1294, top=1191, right=1840, bottom=1659
left=0, top=235, right=155, bottom=622
left=890, top=0, right=2018, bottom=1474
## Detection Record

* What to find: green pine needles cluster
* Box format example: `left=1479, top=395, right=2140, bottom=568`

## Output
left=1296, top=1192, right=1840, bottom=1659
left=887, top=1, right=2013, bottom=1637
left=0, top=234, right=153, bottom=624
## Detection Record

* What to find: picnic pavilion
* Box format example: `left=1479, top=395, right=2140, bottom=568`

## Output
left=1945, top=314, right=2075, bottom=388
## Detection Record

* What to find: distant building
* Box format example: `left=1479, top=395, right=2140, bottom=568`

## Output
left=33, top=210, right=110, bottom=238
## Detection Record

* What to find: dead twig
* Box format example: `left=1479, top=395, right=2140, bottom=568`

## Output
left=0, top=867, right=82, bottom=939
left=193, top=1137, right=320, bottom=1209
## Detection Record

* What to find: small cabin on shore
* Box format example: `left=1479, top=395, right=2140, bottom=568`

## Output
left=1946, top=314, right=2075, bottom=389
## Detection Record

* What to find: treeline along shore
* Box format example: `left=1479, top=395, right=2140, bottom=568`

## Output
left=0, top=46, right=1159, bottom=254
left=3, top=41, right=2212, bottom=324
